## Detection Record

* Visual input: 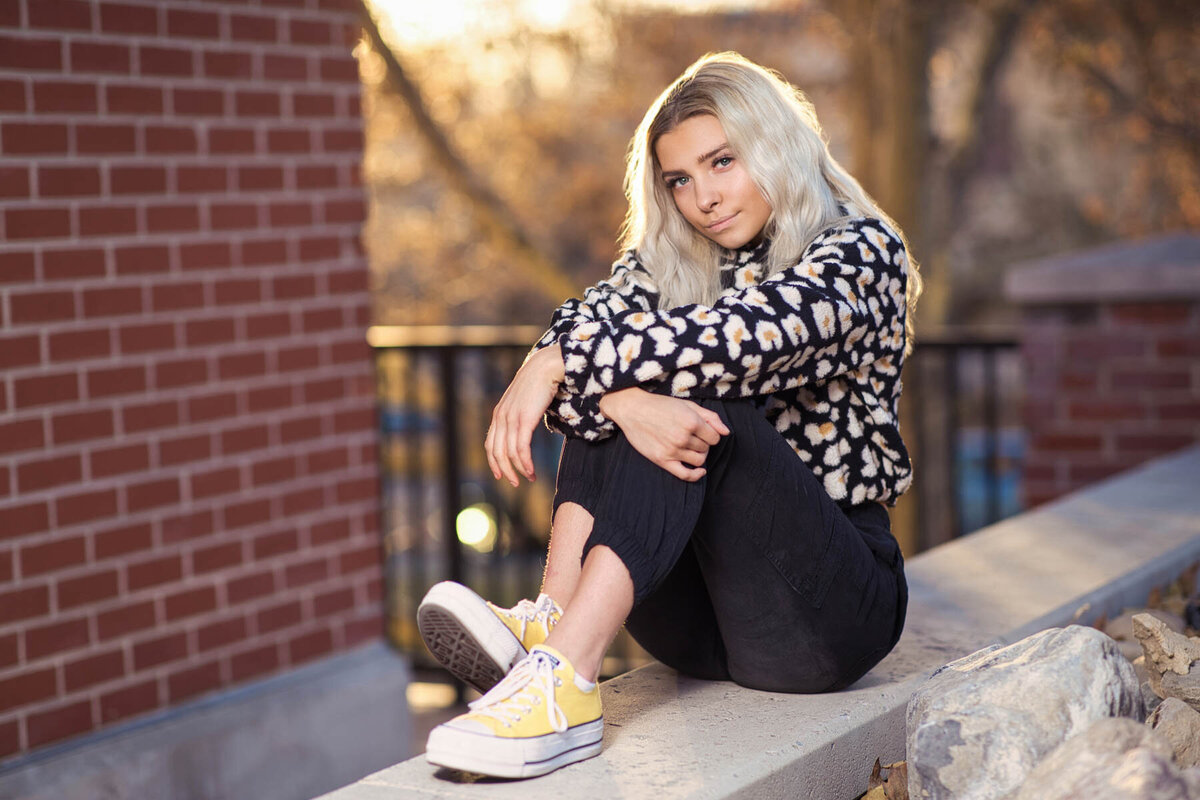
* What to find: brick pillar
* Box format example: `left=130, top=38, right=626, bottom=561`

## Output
left=1006, top=234, right=1200, bottom=508
left=0, top=0, right=378, bottom=760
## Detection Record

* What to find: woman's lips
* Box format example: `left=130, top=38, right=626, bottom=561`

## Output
left=706, top=212, right=738, bottom=233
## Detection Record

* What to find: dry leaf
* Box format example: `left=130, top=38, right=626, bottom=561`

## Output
left=883, top=760, right=909, bottom=800
left=868, top=757, right=884, bottom=790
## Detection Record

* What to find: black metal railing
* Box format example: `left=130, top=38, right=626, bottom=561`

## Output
left=372, top=325, right=1021, bottom=676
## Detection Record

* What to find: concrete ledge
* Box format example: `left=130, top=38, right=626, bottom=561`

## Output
left=0, top=642, right=410, bottom=800
left=319, top=446, right=1200, bottom=800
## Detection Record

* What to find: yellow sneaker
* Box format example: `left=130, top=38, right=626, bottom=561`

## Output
left=425, top=644, right=603, bottom=778
left=417, top=581, right=563, bottom=693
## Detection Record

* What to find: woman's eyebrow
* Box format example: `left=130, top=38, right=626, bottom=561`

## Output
left=661, top=143, right=732, bottom=178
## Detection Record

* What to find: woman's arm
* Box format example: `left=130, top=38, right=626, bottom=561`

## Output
left=557, top=219, right=908, bottom=411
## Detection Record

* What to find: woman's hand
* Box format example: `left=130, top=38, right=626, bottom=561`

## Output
left=486, top=345, right=566, bottom=487
left=598, top=388, right=730, bottom=482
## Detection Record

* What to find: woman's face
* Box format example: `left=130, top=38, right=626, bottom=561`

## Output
left=655, top=114, right=773, bottom=250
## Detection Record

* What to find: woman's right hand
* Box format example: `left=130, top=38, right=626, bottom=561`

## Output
left=598, top=388, right=730, bottom=482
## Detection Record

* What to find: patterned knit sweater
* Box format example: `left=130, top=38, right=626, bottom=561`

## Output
left=532, top=215, right=913, bottom=507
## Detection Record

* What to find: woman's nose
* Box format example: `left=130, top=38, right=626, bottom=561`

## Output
left=695, top=179, right=720, bottom=211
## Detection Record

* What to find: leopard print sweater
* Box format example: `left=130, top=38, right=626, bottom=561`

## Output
left=532, top=215, right=913, bottom=507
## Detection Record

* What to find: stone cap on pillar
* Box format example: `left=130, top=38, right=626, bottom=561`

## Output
left=1005, top=232, right=1200, bottom=304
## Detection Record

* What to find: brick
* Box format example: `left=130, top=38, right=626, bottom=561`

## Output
left=56, top=488, right=119, bottom=527
left=191, top=466, right=241, bottom=500
left=187, top=390, right=237, bottom=422
left=15, top=372, right=79, bottom=408
left=227, top=568, right=275, bottom=604
left=1109, top=302, right=1192, bottom=325
left=65, top=648, right=125, bottom=692
left=214, top=277, right=262, bottom=305
left=282, top=486, right=322, bottom=515
left=90, top=443, right=150, bottom=478
left=139, top=45, right=194, bottom=77
left=180, top=241, right=232, bottom=271
left=0, top=585, right=50, bottom=625
left=100, top=2, right=159, bottom=35
left=158, top=433, right=212, bottom=465
left=272, top=274, right=316, bottom=300
left=168, top=660, right=223, bottom=703
left=247, top=384, right=292, bottom=413
left=119, top=321, right=177, bottom=354
left=1032, top=432, right=1103, bottom=452
left=304, top=377, right=343, bottom=403
left=83, top=286, right=143, bottom=317
left=320, top=56, right=359, bottom=83
left=198, top=616, right=248, bottom=651
left=0, top=165, right=30, bottom=198
left=11, top=289, right=75, bottom=324
left=296, top=164, right=338, bottom=189
left=122, top=399, right=179, bottom=433
left=300, top=236, right=340, bottom=262
left=322, top=128, right=363, bottom=154
left=39, top=164, right=102, bottom=198
left=289, top=18, right=332, bottom=45
left=310, top=518, right=350, bottom=546
left=33, top=80, right=98, bottom=113
left=1157, top=336, right=1200, bottom=358
left=336, top=476, right=374, bottom=503
left=306, top=446, right=349, bottom=475
left=0, top=634, right=16, bottom=668
left=221, top=424, right=269, bottom=455
left=115, top=243, right=171, bottom=275
left=133, top=631, right=188, bottom=670
left=155, top=357, right=209, bottom=389
left=239, top=237, right=287, bottom=266
left=1159, top=401, right=1200, bottom=421
left=143, top=204, right=200, bottom=234
left=96, top=598, right=156, bottom=638
left=330, top=338, right=368, bottom=365
left=293, top=92, right=335, bottom=117
left=99, top=680, right=158, bottom=724
left=231, top=13, right=278, bottom=42
left=314, top=587, right=354, bottom=616
left=21, top=535, right=87, bottom=578
left=0, top=79, right=25, bottom=113
left=343, top=613, right=381, bottom=648
left=79, top=205, right=138, bottom=236
left=111, top=164, right=167, bottom=194
left=5, top=207, right=71, bottom=239
left=71, top=40, right=131, bottom=74
left=264, top=53, right=308, bottom=81
left=126, top=476, right=181, bottom=512
left=1111, top=369, right=1191, bottom=390
left=246, top=311, right=292, bottom=339
left=28, top=0, right=93, bottom=31
left=210, top=202, right=261, bottom=231
left=106, top=83, right=164, bottom=114
left=161, top=509, right=215, bottom=544
left=87, top=364, right=146, bottom=398
left=235, top=90, right=281, bottom=117
left=25, top=616, right=90, bottom=659
left=167, top=8, right=221, bottom=38
left=339, top=543, right=378, bottom=575
left=236, top=165, right=284, bottom=191
left=0, top=550, right=10, bottom=581
left=152, top=282, right=205, bottom=311
left=44, top=247, right=106, bottom=280
left=266, top=128, right=309, bottom=153
left=230, top=643, right=279, bottom=682
left=53, top=409, right=115, bottom=444
left=165, top=586, right=217, bottom=621
left=127, top=553, right=183, bottom=591
left=208, top=126, right=256, bottom=154
left=284, top=556, right=328, bottom=588
left=57, top=568, right=120, bottom=610
left=257, top=599, right=302, bottom=633
left=26, top=700, right=94, bottom=749
left=193, top=541, right=243, bottom=574
left=1066, top=400, right=1146, bottom=422
left=94, top=521, right=153, bottom=560
left=18, top=453, right=83, bottom=493
left=268, top=201, right=312, bottom=227
left=4, top=121, right=69, bottom=154
left=203, top=49, right=253, bottom=80
left=217, top=351, right=267, bottom=379
left=0, top=720, right=14, bottom=760
left=289, top=627, right=334, bottom=664
left=146, top=125, right=198, bottom=154
left=0, top=419, right=45, bottom=455
left=76, top=123, right=136, bottom=154
left=0, top=36, right=63, bottom=71
left=223, top=498, right=272, bottom=530
left=1116, top=433, right=1196, bottom=453
left=252, top=455, right=297, bottom=486
left=177, top=165, right=227, bottom=192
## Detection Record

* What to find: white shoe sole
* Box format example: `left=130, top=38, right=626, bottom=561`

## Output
left=417, top=581, right=525, bottom=693
left=425, top=718, right=604, bottom=778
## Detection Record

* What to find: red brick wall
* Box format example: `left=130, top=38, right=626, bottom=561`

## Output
left=0, top=0, right=379, bottom=760
left=1021, top=300, right=1200, bottom=506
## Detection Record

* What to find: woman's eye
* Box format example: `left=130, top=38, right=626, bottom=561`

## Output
left=715, top=156, right=733, bottom=168
left=668, top=176, right=689, bottom=189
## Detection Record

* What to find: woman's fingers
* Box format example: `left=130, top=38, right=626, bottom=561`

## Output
left=692, top=405, right=730, bottom=440
left=663, top=460, right=705, bottom=482
left=484, top=424, right=501, bottom=481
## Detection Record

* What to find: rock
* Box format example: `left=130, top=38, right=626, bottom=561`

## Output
left=1134, top=614, right=1200, bottom=711
left=1143, top=680, right=1164, bottom=717
left=1108, top=609, right=1187, bottom=643
left=907, top=626, right=1142, bottom=800
left=1011, top=718, right=1193, bottom=800
left=1147, top=698, right=1200, bottom=769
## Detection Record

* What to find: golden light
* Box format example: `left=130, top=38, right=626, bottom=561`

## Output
left=456, top=503, right=498, bottom=552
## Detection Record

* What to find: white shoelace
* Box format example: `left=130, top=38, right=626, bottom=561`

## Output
left=469, top=650, right=567, bottom=732
left=506, top=594, right=560, bottom=640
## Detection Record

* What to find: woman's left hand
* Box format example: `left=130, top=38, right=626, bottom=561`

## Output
left=485, top=345, right=566, bottom=487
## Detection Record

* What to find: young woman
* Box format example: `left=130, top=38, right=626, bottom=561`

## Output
left=416, top=51, right=920, bottom=779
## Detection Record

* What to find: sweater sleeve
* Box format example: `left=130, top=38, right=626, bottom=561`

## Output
left=533, top=251, right=660, bottom=440
left=558, top=218, right=908, bottom=409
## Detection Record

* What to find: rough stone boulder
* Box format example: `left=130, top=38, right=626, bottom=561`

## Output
left=1147, top=697, right=1200, bottom=770
left=1134, top=613, right=1200, bottom=712
left=1010, top=718, right=1200, bottom=800
left=907, top=626, right=1142, bottom=800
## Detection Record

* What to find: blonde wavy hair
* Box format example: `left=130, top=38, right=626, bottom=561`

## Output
left=621, top=52, right=921, bottom=353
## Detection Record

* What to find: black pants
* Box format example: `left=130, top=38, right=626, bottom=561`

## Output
left=552, top=398, right=907, bottom=693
